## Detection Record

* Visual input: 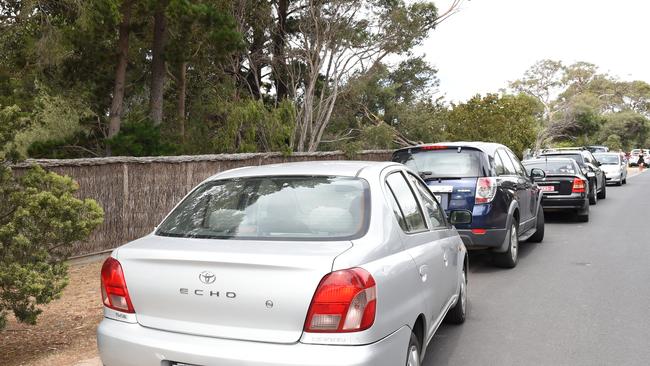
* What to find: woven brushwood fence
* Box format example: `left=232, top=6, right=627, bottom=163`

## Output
left=12, top=150, right=393, bottom=256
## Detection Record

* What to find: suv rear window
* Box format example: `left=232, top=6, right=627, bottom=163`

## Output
left=156, top=176, right=368, bottom=240
left=393, top=149, right=482, bottom=178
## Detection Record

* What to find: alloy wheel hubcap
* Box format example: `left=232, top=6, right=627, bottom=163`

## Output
left=407, top=345, right=420, bottom=366
left=510, top=225, right=518, bottom=261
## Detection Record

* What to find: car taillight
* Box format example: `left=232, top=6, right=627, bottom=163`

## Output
left=420, top=145, right=448, bottom=150
left=101, top=257, right=135, bottom=313
left=304, top=268, right=376, bottom=333
left=572, top=178, right=586, bottom=193
left=475, top=177, right=497, bottom=204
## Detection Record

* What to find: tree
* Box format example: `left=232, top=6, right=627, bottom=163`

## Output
left=0, top=166, right=104, bottom=330
left=285, top=0, right=441, bottom=152
left=108, top=0, right=134, bottom=141
left=446, top=94, right=543, bottom=156
left=0, top=101, right=104, bottom=331
left=149, top=0, right=169, bottom=126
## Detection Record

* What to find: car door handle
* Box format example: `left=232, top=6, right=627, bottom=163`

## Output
left=419, top=265, right=429, bottom=282
left=443, top=252, right=449, bottom=267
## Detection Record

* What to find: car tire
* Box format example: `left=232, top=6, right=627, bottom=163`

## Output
left=576, top=205, right=589, bottom=222
left=494, top=222, right=518, bottom=268
left=444, top=264, right=467, bottom=324
left=406, top=331, right=422, bottom=366
left=623, top=178, right=627, bottom=185
left=588, top=181, right=597, bottom=205
left=528, top=206, right=545, bottom=243
left=597, top=182, right=606, bottom=199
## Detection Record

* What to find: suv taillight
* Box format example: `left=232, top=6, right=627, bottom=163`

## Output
left=101, top=257, right=135, bottom=313
left=572, top=178, right=586, bottom=193
left=304, top=268, right=376, bottom=333
left=475, top=177, right=497, bottom=204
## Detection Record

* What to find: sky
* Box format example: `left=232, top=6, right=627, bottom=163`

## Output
left=419, top=0, right=650, bottom=102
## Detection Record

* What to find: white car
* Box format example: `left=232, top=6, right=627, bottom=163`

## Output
left=97, top=161, right=469, bottom=366
left=594, top=153, right=627, bottom=185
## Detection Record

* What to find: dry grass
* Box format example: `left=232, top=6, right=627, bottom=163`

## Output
left=1, top=262, right=104, bottom=366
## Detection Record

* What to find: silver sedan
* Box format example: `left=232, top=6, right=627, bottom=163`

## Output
left=97, top=161, right=469, bottom=366
left=594, top=152, right=628, bottom=186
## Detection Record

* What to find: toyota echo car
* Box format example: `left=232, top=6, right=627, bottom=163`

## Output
left=97, top=161, right=469, bottom=366
left=393, top=142, right=545, bottom=268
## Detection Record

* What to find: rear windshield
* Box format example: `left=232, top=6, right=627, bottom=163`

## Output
left=393, top=149, right=482, bottom=178
left=156, top=176, right=368, bottom=240
left=542, top=153, right=584, bottom=164
left=594, top=154, right=619, bottom=165
left=524, top=161, right=578, bottom=175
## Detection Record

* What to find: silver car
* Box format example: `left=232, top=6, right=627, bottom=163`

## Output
left=594, top=152, right=628, bottom=186
left=97, top=161, right=469, bottom=366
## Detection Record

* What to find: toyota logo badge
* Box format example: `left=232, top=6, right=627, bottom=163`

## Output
left=199, top=271, right=216, bottom=284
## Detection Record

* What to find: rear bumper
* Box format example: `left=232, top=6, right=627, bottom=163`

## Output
left=457, top=228, right=507, bottom=249
left=97, top=318, right=411, bottom=366
left=541, top=196, right=588, bottom=210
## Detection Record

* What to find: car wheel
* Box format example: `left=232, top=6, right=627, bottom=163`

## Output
left=623, top=178, right=627, bottom=185
left=494, top=222, right=518, bottom=268
left=588, top=181, right=597, bottom=205
left=406, top=331, right=421, bottom=366
left=528, top=206, right=545, bottom=243
left=597, top=182, right=606, bottom=199
left=444, top=264, right=467, bottom=324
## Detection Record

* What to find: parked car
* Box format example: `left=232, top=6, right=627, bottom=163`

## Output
left=593, top=152, right=628, bottom=186
left=629, top=149, right=642, bottom=167
left=586, top=145, right=609, bottom=153
left=97, top=161, right=469, bottom=366
left=392, top=142, right=545, bottom=269
left=536, top=149, right=606, bottom=204
left=522, top=158, right=590, bottom=222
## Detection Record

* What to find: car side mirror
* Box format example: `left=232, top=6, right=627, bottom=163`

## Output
left=449, top=210, right=472, bottom=225
left=530, top=168, right=546, bottom=180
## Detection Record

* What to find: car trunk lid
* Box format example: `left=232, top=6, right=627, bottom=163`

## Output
left=536, top=175, right=577, bottom=196
left=117, top=235, right=351, bottom=344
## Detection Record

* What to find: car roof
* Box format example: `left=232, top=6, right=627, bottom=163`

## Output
left=539, top=150, right=584, bottom=155
left=524, top=158, right=579, bottom=166
left=394, top=141, right=505, bottom=155
left=207, top=161, right=401, bottom=181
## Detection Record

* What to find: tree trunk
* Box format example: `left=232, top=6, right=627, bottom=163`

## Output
left=150, top=1, right=168, bottom=126
left=107, top=0, right=133, bottom=143
left=272, top=0, right=289, bottom=103
left=177, top=61, right=187, bottom=141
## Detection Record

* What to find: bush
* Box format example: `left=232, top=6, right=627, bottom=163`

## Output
left=0, top=165, right=104, bottom=330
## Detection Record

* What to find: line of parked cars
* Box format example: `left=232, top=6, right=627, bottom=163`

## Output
left=96, top=141, right=626, bottom=366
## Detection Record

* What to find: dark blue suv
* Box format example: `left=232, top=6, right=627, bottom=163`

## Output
left=392, top=142, right=545, bottom=268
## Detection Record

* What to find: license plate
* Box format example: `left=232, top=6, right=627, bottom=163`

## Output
left=540, top=185, right=555, bottom=192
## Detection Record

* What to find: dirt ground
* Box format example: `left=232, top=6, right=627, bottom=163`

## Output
left=1, top=261, right=104, bottom=366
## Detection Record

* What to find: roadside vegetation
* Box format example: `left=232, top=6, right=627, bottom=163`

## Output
left=2, top=1, right=646, bottom=160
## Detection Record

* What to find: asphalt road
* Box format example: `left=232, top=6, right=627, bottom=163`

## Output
left=423, top=171, right=650, bottom=366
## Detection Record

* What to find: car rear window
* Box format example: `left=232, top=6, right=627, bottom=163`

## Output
left=594, top=154, right=619, bottom=165
left=393, top=148, right=482, bottom=178
left=156, top=176, right=368, bottom=240
left=524, top=161, right=579, bottom=175
left=542, top=153, right=584, bottom=164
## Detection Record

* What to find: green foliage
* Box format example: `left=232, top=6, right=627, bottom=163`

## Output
left=0, top=165, right=104, bottom=330
left=599, top=111, right=649, bottom=151
left=107, top=120, right=177, bottom=156
left=0, top=104, right=29, bottom=161
left=446, top=94, right=543, bottom=156
left=605, top=134, right=623, bottom=151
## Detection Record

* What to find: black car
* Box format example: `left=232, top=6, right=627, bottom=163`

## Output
left=393, top=142, right=545, bottom=268
left=522, top=158, right=590, bottom=222
left=536, top=149, right=606, bottom=205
